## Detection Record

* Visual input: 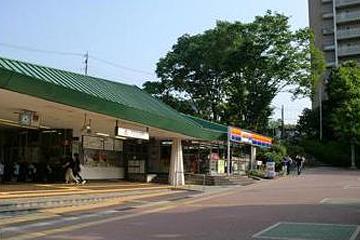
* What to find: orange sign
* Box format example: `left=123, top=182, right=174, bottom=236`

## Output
left=229, top=127, right=272, bottom=148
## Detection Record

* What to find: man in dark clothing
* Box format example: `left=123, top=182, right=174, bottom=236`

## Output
left=72, top=154, right=86, bottom=184
left=295, top=155, right=303, bottom=175
left=284, top=156, right=292, bottom=175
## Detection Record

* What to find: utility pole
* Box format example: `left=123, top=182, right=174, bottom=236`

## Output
left=281, top=105, right=285, bottom=139
left=84, top=52, right=88, bottom=75
left=319, top=82, right=323, bottom=141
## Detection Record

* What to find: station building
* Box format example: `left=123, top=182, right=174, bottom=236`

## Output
left=0, top=56, right=271, bottom=186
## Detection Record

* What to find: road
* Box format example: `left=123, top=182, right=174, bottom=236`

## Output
left=1, top=167, right=360, bottom=240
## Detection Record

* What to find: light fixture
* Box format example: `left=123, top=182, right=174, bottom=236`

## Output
left=81, top=113, right=92, bottom=134
left=42, top=130, right=57, bottom=134
left=95, top=132, right=110, bottom=137
left=115, top=135, right=127, bottom=140
left=161, top=141, right=173, bottom=145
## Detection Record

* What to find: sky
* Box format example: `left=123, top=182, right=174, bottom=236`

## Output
left=0, top=0, right=310, bottom=124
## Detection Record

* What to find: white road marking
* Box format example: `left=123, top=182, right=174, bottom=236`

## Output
left=252, top=222, right=282, bottom=238
left=350, top=226, right=360, bottom=240
left=320, top=198, right=330, bottom=203
left=344, top=185, right=360, bottom=189
left=252, top=222, right=360, bottom=240
left=320, top=198, right=360, bottom=205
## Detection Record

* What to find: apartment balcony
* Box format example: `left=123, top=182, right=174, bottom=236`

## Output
left=338, top=45, right=360, bottom=56
left=322, top=12, right=334, bottom=19
left=326, top=62, right=337, bottom=68
left=336, top=11, right=360, bottom=23
left=322, top=28, right=334, bottom=35
left=336, top=0, right=360, bottom=8
left=323, top=45, right=336, bottom=51
left=337, top=28, right=360, bottom=39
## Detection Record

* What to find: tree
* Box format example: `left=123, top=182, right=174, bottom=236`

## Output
left=327, top=61, right=360, bottom=168
left=142, top=81, right=196, bottom=115
left=144, top=11, right=312, bottom=131
left=292, top=31, right=326, bottom=98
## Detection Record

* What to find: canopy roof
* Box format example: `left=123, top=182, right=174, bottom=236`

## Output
left=182, top=114, right=227, bottom=140
left=0, top=56, right=223, bottom=140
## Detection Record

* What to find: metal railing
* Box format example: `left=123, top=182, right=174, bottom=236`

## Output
left=337, top=28, right=360, bottom=39
left=322, top=12, right=334, bottom=19
left=336, top=11, right=360, bottom=22
left=323, top=45, right=336, bottom=51
left=336, top=0, right=360, bottom=7
left=338, top=45, right=360, bottom=56
left=322, top=28, right=334, bottom=35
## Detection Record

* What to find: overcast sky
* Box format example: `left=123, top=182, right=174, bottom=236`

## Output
left=0, top=0, right=310, bottom=124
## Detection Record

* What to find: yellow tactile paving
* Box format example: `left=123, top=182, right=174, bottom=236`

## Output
left=0, top=189, right=178, bottom=228
left=0, top=186, right=170, bottom=199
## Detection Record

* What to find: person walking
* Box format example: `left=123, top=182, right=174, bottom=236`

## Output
left=295, top=155, right=303, bottom=175
left=0, top=161, right=4, bottom=182
left=72, top=153, right=86, bottom=185
left=63, top=156, right=79, bottom=184
left=284, top=156, right=292, bottom=175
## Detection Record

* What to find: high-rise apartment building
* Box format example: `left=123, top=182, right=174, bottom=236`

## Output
left=309, top=0, right=360, bottom=105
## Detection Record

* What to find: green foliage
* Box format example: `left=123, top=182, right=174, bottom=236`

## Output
left=300, top=140, right=350, bottom=167
left=144, top=11, right=312, bottom=132
left=143, top=81, right=197, bottom=115
left=285, top=143, right=305, bottom=158
left=258, top=143, right=287, bottom=171
left=327, top=61, right=360, bottom=142
left=248, top=169, right=265, bottom=179
left=296, top=101, right=336, bottom=141
left=310, top=32, right=326, bottom=97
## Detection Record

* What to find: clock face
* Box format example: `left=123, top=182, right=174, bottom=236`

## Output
left=19, top=112, right=32, bottom=125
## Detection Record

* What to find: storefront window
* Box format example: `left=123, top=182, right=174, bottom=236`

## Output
left=82, top=135, right=123, bottom=168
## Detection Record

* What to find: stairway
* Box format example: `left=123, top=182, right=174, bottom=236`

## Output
left=185, top=174, right=256, bottom=186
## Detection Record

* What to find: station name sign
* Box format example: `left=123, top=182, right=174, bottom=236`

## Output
left=228, top=127, right=272, bottom=148
left=115, top=127, right=149, bottom=140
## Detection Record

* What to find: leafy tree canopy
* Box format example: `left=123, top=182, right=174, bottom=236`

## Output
left=327, top=61, right=360, bottom=142
left=144, top=11, right=313, bottom=132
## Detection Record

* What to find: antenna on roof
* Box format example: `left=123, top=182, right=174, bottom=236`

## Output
left=84, top=51, right=88, bottom=75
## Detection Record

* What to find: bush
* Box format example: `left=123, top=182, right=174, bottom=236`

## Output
left=285, top=144, right=305, bottom=158
left=300, top=139, right=351, bottom=167
left=257, top=143, right=287, bottom=171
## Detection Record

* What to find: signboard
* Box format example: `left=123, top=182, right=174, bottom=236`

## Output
left=83, top=135, right=103, bottom=150
left=114, top=139, right=123, bottom=152
left=103, top=138, right=114, bottom=151
left=228, top=127, right=272, bottom=148
left=115, top=127, right=149, bottom=140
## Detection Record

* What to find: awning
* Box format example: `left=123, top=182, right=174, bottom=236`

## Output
left=0, top=56, right=223, bottom=140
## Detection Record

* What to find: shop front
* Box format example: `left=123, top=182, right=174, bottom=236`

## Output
left=0, top=56, right=224, bottom=185
left=0, top=126, right=72, bottom=182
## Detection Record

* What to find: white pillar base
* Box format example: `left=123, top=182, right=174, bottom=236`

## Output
left=169, top=138, right=185, bottom=186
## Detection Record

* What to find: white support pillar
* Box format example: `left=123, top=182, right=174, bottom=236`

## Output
left=169, top=138, right=185, bottom=186
left=250, top=146, right=257, bottom=171
left=227, top=126, right=231, bottom=176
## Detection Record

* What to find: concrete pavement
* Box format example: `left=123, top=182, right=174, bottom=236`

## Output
left=0, top=167, right=359, bottom=240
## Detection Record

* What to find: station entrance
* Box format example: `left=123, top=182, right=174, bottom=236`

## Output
left=0, top=124, right=72, bottom=183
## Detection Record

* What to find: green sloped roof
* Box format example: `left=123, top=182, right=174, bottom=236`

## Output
left=182, top=114, right=228, bottom=135
left=0, top=56, right=223, bottom=140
